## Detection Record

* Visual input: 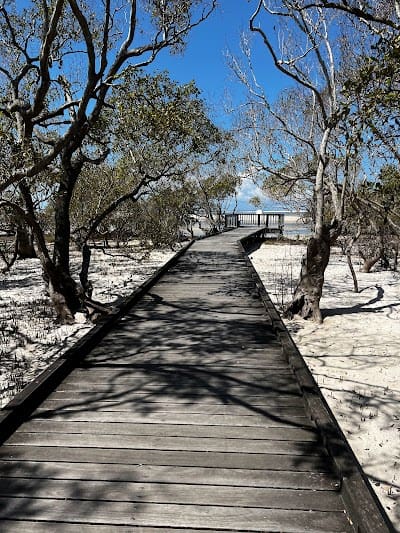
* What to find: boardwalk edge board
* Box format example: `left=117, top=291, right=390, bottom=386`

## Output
left=0, top=240, right=195, bottom=444
left=239, top=228, right=395, bottom=533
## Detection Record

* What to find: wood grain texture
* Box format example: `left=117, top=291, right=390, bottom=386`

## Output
left=0, top=499, right=353, bottom=532
left=0, top=229, right=356, bottom=532
left=0, top=460, right=340, bottom=490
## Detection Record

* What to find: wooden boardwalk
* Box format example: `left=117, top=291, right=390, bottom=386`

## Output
left=0, top=229, right=390, bottom=531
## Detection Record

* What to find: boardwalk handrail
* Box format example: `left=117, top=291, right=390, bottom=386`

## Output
left=224, top=212, right=284, bottom=231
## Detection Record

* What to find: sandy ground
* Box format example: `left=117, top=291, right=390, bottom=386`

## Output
left=0, top=243, right=174, bottom=407
left=250, top=240, right=400, bottom=528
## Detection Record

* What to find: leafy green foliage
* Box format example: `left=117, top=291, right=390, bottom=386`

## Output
left=67, top=70, right=236, bottom=246
left=342, top=33, right=400, bottom=160
left=112, top=70, right=222, bottom=176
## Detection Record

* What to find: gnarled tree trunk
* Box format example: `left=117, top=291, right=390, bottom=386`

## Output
left=52, top=175, right=83, bottom=314
left=284, top=220, right=342, bottom=323
left=50, top=154, right=88, bottom=317
left=24, top=213, right=77, bottom=324
left=79, top=243, right=93, bottom=298
left=19, top=178, right=81, bottom=323
left=284, top=228, right=332, bottom=323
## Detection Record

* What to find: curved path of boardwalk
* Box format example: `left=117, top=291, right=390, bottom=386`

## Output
left=0, top=229, right=392, bottom=531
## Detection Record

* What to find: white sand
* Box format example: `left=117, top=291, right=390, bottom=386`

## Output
left=250, top=241, right=400, bottom=527
left=0, top=244, right=174, bottom=407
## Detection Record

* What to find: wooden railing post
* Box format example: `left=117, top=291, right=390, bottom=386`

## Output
left=279, top=214, right=284, bottom=233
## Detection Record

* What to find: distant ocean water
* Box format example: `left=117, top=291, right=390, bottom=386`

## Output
left=282, top=212, right=312, bottom=238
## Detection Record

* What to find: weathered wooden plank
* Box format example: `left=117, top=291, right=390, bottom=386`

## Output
left=139, top=288, right=262, bottom=304
left=86, top=343, right=283, bottom=354
left=88, top=337, right=278, bottom=350
left=82, top=356, right=287, bottom=368
left=46, top=390, right=303, bottom=406
left=42, top=385, right=302, bottom=399
left=38, top=389, right=306, bottom=412
left=34, top=406, right=312, bottom=427
left=134, top=302, right=269, bottom=315
left=70, top=364, right=292, bottom=374
left=112, top=330, right=275, bottom=343
left=39, top=390, right=306, bottom=408
left=91, top=350, right=286, bottom=362
left=0, top=498, right=353, bottom=531
left=119, top=309, right=271, bottom=321
left=0, top=446, right=332, bottom=471
left=56, top=379, right=299, bottom=394
left=0, top=478, right=344, bottom=511
left=69, top=366, right=294, bottom=379
left=156, top=279, right=256, bottom=287
left=126, top=314, right=271, bottom=326
left=82, top=354, right=288, bottom=367
left=0, top=460, right=340, bottom=490
left=60, top=372, right=300, bottom=388
left=36, top=388, right=302, bottom=407
left=6, top=433, right=324, bottom=456
left=0, top=522, right=209, bottom=533
left=75, top=363, right=293, bottom=375
left=19, top=420, right=319, bottom=442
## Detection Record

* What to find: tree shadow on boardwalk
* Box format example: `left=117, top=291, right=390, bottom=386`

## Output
left=0, top=280, right=381, bottom=529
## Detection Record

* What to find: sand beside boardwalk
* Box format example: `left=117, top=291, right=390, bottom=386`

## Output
left=250, top=240, right=400, bottom=528
left=0, top=244, right=174, bottom=407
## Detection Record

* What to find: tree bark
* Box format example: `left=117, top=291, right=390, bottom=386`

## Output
left=0, top=232, right=18, bottom=273
left=393, top=239, right=399, bottom=271
left=51, top=159, right=85, bottom=314
left=79, top=243, right=93, bottom=298
left=343, top=223, right=361, bottom=293
left=16, top=223, right=37, bottom=259
left=346, top=250, right=359, bottom=293
left=23, top=208, right=77, bottom=324
left=53, top=172, right=75, bottom=276
left=284, top=226, right=333, bottom=323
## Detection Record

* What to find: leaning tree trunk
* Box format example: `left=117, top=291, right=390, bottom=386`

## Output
left=19, top=179, right=81, bottom=322
left=52, top=163, right=85, bottom=315
left=284, top=226, right=333, bottom=324
left=21, top=210, right=77, bottom=324
left=79, top=243, right=93, bottom=298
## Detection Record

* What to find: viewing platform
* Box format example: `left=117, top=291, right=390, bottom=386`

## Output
left=224, top=212, right=284, bottom=233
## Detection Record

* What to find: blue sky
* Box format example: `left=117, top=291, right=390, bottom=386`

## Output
left=148, top=1, right=290, bottom=211
left=151, top=1, right=287, bottom=124
left=14, top=0, right=285, bottom=211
